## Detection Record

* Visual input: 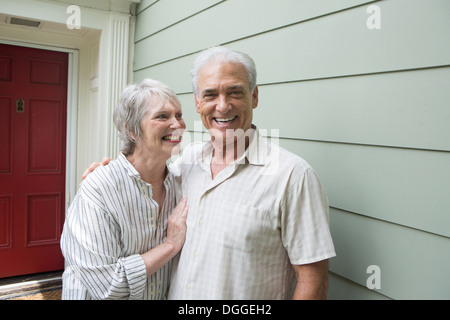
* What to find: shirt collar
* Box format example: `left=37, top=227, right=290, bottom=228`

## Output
left=117, top=152, right=171, bottom=182
left=118, top=152, right=140, bottom=178
left=244, top=126, right=267, bottom=166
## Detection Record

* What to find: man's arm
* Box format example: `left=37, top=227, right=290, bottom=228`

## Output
left=81, top=157, right=112, bottom=180
left=292, top=259, right=329, bottom=300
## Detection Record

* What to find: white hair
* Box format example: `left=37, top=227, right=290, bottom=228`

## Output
left=190, top=46, right=257, bottom=95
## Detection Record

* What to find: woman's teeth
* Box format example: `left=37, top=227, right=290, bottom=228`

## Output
left=162, top=135, right=181, bottom=141
left=214, top=116, right=236, bottom=124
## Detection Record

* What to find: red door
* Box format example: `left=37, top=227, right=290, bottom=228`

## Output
left=0, top=44, right=68, bottom=278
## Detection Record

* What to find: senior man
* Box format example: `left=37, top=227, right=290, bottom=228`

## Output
left=82, top=46, right=335, bottom=299
left=167, top=46, right=335, bottom=300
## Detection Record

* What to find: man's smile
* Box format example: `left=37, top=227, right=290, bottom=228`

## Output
left=213, top=115, right=237, bottom=124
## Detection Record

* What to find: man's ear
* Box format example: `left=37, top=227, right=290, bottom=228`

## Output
left=194, top=94, right=201, bottom=113
left=252, top=86, right=259, bottom=109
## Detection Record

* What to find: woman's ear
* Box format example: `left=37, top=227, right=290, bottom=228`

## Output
left=126, top=124, right=137, bottom=142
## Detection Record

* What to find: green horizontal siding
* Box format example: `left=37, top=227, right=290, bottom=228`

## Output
left=279, top=138, right=450, bottom=239
left=134, top=0, right=374, bottom=71
left=328, top=273, right=390, bottom=300
left=133, top=0, right=450, bottom=299
left=135, top=0, right=224, bottom=41
left=329, top=208, right=450, bottom=299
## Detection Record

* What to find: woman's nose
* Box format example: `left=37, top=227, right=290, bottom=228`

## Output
left=169, top=117, right=182, bottom=129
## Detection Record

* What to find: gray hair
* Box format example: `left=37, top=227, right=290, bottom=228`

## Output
left=191, top=46, right=257, bottom=96
left=113, top=78, right=181, bottom=155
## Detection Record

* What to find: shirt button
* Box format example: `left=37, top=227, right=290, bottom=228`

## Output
left=199, top=219, right=204, bottom=225
left=193, top=250, right=198, bottom=257
left=186, top=283, right=192, bottom=289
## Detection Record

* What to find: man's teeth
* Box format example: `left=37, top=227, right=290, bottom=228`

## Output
left=215, top=116, right=236, bottom=123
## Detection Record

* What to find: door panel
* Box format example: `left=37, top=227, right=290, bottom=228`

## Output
left=27, top=194, right=61, bottom=245
left=0, top=196, right=12, bottom=249
left=0, top=98, right=12, bottom=173
left=28, top=99, right=63, bottom=173
left=0, top=43, right=68, bottom=278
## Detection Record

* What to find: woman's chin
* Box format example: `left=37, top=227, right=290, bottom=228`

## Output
left=162, top=143, right=182, bottom=159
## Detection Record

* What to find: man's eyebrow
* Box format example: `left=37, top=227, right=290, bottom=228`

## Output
left=228, top=85, right=245, bottom=91
left=201, top=88, right=217, bottom=95
left=201, top=85, right=245, bottom=96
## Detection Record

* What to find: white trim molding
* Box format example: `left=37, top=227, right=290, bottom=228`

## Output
left=107, top=13, right=131, bottom=157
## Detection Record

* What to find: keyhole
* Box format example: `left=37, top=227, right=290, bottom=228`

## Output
left=16, top=99, right=24, bottom=113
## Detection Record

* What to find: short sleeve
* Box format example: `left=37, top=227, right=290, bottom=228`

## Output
left=281, top=166, right=336, bottom=265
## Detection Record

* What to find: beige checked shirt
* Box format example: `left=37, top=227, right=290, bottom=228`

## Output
left=168, top=129, right=335, bottom=299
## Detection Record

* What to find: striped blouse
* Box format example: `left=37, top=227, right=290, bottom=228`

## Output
left=60, top=153, right=178, bottom=300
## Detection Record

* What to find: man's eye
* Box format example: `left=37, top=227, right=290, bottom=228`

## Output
left=230, top=91, right=244, bottom=97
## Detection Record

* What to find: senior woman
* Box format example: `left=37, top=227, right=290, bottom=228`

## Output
left=60, top=79, right=188, bottom=300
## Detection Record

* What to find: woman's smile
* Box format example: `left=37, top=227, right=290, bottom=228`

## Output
left=162, top=134, right=183, bottom=143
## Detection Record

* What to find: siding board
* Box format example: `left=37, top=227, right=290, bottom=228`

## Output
left=227, top=0, right=450, bottom=86
left=136, top=0, right=158, bottom=14
left=135, top=0, right=450, bottom=82
left=329, top=208, right=450, bottom=299
left=135, top=0, right=224, bottom=41
left=279, top=138, right=450, bottom=238
left=177, top=93, right=201, bottom=130
left=256, top=67, right=450, bottom=151
left=133, top=55, right=194, bottom=93
left=328, top=272, right=390, bottom=300
left=134, top=0, right=375, bottom=71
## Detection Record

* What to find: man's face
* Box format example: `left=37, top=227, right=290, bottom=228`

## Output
left=194, top=60, right=258, bottom=143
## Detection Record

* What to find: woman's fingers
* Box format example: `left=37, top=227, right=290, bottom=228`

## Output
left=166, top=198, right=189, bottom=250
left=173, top=197, right=188, bottom=217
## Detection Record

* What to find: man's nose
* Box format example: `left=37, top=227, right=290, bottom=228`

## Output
left=216, top=95, right=231, bottom=113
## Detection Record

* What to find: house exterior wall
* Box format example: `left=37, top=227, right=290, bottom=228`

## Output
left=133, top=0, right=450, bottom=299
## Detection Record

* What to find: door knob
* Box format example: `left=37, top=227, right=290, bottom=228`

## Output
left=16, top=98, right=24, bottom=113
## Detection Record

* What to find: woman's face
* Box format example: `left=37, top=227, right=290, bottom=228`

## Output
left=135, top=96, right=186, bottom=158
